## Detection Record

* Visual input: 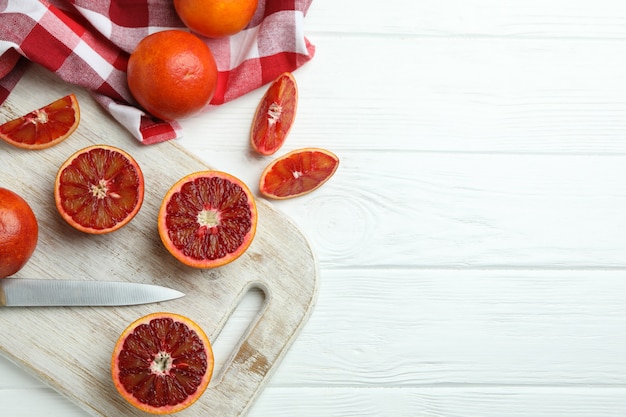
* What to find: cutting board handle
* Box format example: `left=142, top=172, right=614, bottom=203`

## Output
left=203, top=269, right=318, bottom=416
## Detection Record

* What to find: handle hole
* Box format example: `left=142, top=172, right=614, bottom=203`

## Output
left=211, top=285, right=266, bottom=381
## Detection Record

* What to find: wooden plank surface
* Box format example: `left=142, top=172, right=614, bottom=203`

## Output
left=4, top=0, right=626, bottom=416
left=0, top=64, right=318, bottom=416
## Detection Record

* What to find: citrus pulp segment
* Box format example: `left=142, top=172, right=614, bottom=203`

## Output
left=158, top=171, right=258, bottom=268
left=111, top=312, right=213, bottom=414
left=0, top=188, right=38, bottom=278
left=259, top=148, right=340, bottom=199
left=251, top=72, right=298, bottom=155
left=0, top=94, right=79, bottom=149
left=54, top=145, right=144, bottom=234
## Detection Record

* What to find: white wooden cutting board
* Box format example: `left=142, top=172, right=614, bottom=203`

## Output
left=0, top=64, right=318, bottom=416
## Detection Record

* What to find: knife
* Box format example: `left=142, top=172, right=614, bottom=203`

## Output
left=0, top=278, right=185, bottom=307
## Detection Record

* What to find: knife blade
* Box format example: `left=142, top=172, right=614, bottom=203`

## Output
left=0, top=278, right=185, bottom=307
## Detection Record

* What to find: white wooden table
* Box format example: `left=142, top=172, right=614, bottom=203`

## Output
left=4, top=1, right=626, bottom=415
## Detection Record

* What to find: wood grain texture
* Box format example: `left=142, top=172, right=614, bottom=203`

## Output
left=5, top=385, right=626, bottom=417
left=179, top=149, right=626, bottom=269
left=180, top=20, right=626, bottom=155
left=0, top=65, right=318, bottom=417
left=4, top=0, right=626, bottom=415
left=6, top=385, right=626, bottom=417
left=308, top=0, right=626, bottom=38
left=271, top=269, right=626, bottom=386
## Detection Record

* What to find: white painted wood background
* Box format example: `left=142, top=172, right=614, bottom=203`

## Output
left=4, top=0, right=626, bottom=415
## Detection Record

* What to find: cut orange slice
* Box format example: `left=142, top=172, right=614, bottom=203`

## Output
left=250, top=72, right=298, bottom=156
left=54, top=145, right=145, bottom=234
left=111, top=312, right=214, bottom=414
left=0, top=94, right=80, bottom=149
left=259, top=148, right=339, bottom=199
left=158, top=171, right=258, bottom=268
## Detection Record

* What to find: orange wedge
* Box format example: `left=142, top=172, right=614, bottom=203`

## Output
left=0, top=94, right=80, bottom=149
left=250, top=72, right=298, bottom=156
left=259, top=148, right=339, bottom=199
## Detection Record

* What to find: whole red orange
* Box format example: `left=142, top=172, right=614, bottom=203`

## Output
left=174, top=0, right=258, bottom=38
left=127, top=30, right=218, bottom=121
left=0, top=188, right=38, bottom=278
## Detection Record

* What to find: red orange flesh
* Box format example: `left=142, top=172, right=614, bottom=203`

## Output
left=259, top=148, right=339, bottom=199
left=158, top=171, right=257, bottom=268
left=54, top=145, right=144, bottom=234
left=250, top=72, right=298, bottom=156
left=0, top=94, right=79, bottom=149
left=111, top=312, right=213, bottom=414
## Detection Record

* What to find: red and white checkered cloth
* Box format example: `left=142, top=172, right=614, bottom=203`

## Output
left=0, top=0, right=315, bottom=144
